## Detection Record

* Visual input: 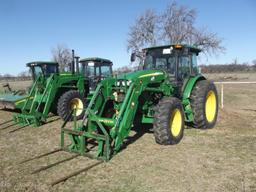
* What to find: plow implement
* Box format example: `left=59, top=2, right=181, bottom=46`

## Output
left=19, top=148, right=103, bottom=186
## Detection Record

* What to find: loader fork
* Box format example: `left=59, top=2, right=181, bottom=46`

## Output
left=61, top=79, right=143, bottom=161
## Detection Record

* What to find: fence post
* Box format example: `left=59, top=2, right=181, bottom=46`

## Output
left=221, top=83, right=224, bottom=109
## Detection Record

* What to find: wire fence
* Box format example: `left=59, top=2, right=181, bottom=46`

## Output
left=214, top=81, right=256, bottom=109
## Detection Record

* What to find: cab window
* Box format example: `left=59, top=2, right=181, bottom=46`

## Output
left=95, top=66, right=100, bottom=76
left=191, top=53, right=198, bottom=74
left=45, top=65, right=58, bottom=76
left=144, top=54, right=153, bottom=69
left=168, top=57, right=176, bottom=75
left=34, top=66, right=43, bottom=78
left=101, top=65, right=111, bottom=77
left=156, top=58, right=167, bottom=69
left=178, top=56, right=190, bottom=79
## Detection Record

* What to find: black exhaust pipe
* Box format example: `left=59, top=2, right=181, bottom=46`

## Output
left=71, top=49, right=75, bottom=74
left=75, top=56, right=80, bottom=74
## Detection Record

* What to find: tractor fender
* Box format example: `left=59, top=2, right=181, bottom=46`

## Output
left=182, top=75, right=206, bottom=100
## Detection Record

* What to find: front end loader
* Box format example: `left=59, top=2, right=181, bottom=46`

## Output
left=60, top=44, right=218, bottom=161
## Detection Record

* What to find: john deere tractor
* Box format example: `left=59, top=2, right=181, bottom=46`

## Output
left=60, top=44, right=218, bottom=161
left=0, top=53, right=113, bottom=127
left=0, top=61, right=59, bottom=111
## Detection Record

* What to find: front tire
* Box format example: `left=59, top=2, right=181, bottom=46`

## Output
left=190, top=80, right=218, bottom=129
left=57, top=90, right=86, bottom=121
left=153, top=97, right=185, bottom=145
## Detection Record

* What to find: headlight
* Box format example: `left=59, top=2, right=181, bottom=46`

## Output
left=116, top=80, right=132, bottom=87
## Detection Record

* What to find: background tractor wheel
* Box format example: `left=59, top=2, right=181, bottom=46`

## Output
left=190, top=80, right=218, bottom=129
left=57, top=90, right=86, bottom=121
left=153, top=97, right=185, bottom=145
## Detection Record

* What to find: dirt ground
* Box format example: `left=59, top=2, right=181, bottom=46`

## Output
left=0, top=74, right=255, bottom=192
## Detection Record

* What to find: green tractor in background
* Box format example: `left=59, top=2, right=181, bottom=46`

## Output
left=61, top=44, right=218, bottom=161
left=79, top=57, right=113, bottom=92
left=0, top=61, right=60, bottom=111
left=0, top=52, right=113, bottom=128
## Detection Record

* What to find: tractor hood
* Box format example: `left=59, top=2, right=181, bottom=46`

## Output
left=117, top=69, right=166, bottom=81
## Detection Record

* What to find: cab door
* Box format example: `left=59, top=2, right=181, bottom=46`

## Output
left=175, top=54, right=192, bottom=97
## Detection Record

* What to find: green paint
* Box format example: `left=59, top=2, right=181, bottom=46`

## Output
left=2, top=58, right=113, bottom=127
left=61, top=44, right=211, bottom=161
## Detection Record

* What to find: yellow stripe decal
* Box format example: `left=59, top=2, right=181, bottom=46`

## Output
left=15, top=96, right=34, bottom=105
left=139, top=72, right=163, bottom=78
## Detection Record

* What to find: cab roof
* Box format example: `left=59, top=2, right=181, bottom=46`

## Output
left=143, top=44, right=201, bottom=54
left=26, top=61, right=58, bottom=67
left=79, top=57, right=112, bottom=65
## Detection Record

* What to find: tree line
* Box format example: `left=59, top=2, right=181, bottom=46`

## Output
left=200, top=63, right=256, bottom=73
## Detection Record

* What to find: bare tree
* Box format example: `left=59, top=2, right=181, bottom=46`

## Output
left=127, top=2, right=225, bottom=55
left=192, top=27, right=225, bottom=55
left=161, top=2, right=196, bottom=44
left=52, top=44, right=72, bottom=71
left=127, top=9, right=158, bottom=53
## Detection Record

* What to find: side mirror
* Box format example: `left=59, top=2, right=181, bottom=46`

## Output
left=130, top=52, right=136, bottom=62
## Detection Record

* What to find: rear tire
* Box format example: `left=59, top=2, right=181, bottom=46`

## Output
left=57, top=90, right=86, bottom=121
left=190, top=80, right=218, bottom=129
left=153, top=97, right=185, bottom=145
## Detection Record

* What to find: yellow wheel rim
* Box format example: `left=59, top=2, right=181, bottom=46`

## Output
left=205, top=90, right=217, bottom=123
left=169, top=109, right=182, bottom=137
left=70, top=98, right=83, bottom=116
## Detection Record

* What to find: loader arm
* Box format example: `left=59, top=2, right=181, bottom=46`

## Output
left=61, top=70, right=170, bottom=160
left=13, top=74, right=57, bottom=126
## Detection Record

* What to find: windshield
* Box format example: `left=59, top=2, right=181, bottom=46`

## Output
left=144, top=48, right=176, bottom=76
left=101, top=65, right=111, bottom=77
left=86, top=66, right=96, bottom=77
left=44, top=65, right=58, bottom=76
left=33, top=66, right=43, bottom=79
left=81, top=62, right=111, bottom=77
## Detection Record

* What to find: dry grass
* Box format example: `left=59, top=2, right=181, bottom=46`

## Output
left=0, top=74, right=255, bottom=192
left=0, top=80, right=31, bottom=94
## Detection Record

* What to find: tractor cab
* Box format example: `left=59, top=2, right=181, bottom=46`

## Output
left=132, top=44, right=200, bottom=82
left=79, top=57, right=113, bottom=88
left=26, top=61, right=59, bottom=80
left=131, top=44, right=201, bottom=95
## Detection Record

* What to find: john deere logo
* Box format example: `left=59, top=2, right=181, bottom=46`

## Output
left=150, top=76, right=155, bottom=81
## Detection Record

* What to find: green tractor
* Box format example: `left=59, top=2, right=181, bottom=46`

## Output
left=0, top=61, right=59, bottom=111
left=0, top=53, right=113, bottom=128
left=60, top=44, right=218, bottom=161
